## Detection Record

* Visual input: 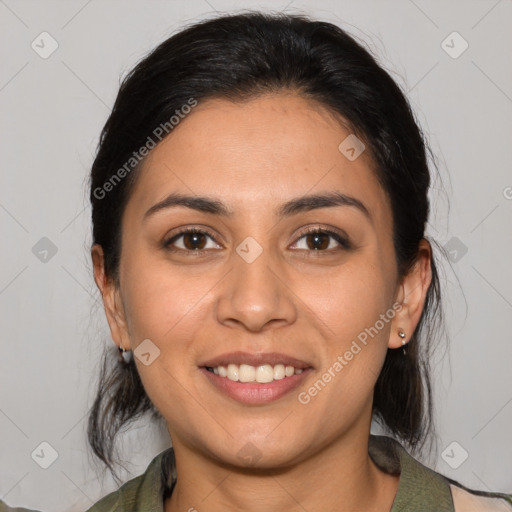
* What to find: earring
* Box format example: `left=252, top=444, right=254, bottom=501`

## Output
left=398, top=329, right=406, bottom=355
left=119, top=342, right=133, bottom=364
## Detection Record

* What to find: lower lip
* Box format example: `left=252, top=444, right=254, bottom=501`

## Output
left=200, top=367, right=312, bottom=404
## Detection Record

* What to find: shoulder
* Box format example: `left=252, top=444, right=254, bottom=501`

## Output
left=86, top=448, right=173, bottom=512
left=450, top=483, right=512, bottom=511
left=0, top=501, right=42, bottom=512
left=369, top=435, right=512, bottom=512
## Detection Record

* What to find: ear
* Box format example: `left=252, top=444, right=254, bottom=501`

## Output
left=91, top=244, right=131, bottom=351
left=388, top=239, right=433, bottom=349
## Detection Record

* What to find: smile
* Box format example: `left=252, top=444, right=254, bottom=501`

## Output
left=205, top=363, right=304, bottom=383
left=199, top=352, right=313, bottom=404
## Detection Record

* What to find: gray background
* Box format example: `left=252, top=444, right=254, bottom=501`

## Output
left=1, top=0, right=511, bottom=510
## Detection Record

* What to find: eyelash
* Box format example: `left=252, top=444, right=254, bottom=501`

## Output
left=163, top=226, right=352, bottom=256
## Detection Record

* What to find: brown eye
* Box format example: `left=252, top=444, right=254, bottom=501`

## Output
left=292, top=228, right=351, bottom=252
left=164, top=228, right=221, bottom=253
left=305, top=232, right=330, bottom=250
left=182, top=232, right=207, bottom=250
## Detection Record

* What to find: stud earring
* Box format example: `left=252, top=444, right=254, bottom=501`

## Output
left=119, top=342, right=133, bottom=364
left=398, top=329, right=406, bottom=355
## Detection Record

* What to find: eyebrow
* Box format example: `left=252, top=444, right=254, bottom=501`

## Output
left=143, top=191, right=372, bottom=223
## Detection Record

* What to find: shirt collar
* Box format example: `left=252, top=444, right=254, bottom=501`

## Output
left=119, top=434, right=454, bottom=511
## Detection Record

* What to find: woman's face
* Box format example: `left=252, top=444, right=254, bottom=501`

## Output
left=96, top=92, right=426, bottom=468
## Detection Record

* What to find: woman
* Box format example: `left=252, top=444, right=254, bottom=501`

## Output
left=86, top=11, right=511, bottom=511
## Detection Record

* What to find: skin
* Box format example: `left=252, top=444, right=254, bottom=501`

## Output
left=92, top=92, right=432, bottom=512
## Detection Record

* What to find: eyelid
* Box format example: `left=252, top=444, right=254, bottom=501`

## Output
left=163, top=224, right=352, bottom=255
left=291, top=225, right=352, bottom=250
left=163, top=226, right=222, bottom=250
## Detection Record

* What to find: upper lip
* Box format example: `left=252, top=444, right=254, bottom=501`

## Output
left=200, top=351, right=312, bottom=369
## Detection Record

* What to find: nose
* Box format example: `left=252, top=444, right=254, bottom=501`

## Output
left=215, top=249, right=297, bottom=332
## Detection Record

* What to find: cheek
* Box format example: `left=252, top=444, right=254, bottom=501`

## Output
left=120, top=258, right=217, bottom=416
left=303, top=258, right=393, bottom=343
left=120, top=247, right=212, bottom=341
left=298, top=257, right=395, bottom=398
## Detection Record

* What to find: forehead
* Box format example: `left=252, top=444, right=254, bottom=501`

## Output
left=125, top=92, right=391, bottom=223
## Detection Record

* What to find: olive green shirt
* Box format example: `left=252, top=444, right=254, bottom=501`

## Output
left=85, top=435, right=512, bottom=511
left=0, top=503, right=42, bottom=512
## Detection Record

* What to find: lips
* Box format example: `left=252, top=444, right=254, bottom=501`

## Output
left=199, top=351, right=312, bottom=370
left=199, top=351, right=313, bottom=404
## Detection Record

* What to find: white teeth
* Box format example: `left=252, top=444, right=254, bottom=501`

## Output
left=256, top=364, right=274, bottom=383
left=239, top=364, right=256, bottom=382
left=273, top=364, right=285, bottom=380
left=208, top=363, right=306, bottom=383
left=227, top=363, right=239, bottom=382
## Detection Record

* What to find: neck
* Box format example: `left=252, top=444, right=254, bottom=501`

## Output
left=164, top=431, right=399, bottom=512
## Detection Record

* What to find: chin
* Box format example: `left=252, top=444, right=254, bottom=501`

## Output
left=202, top=433, right=308, bottom=471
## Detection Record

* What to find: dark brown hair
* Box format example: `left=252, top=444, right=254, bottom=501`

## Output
left=88, top=10, right=444, bottom=479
